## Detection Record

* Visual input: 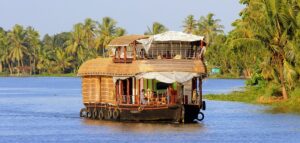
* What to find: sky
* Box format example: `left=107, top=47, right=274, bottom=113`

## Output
left=0, top=0, right=244, bottom=37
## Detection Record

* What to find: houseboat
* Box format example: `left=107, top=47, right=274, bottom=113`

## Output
left=78, top=31, right=207, bottom=123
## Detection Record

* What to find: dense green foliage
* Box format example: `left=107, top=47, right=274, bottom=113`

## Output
left=204, top=0, right=300, bottom=100
left=0, top=17, right=126, bottom=75
left=205, top=0, right=300, bottom=112
left=205, top=83, right=300, bottom=114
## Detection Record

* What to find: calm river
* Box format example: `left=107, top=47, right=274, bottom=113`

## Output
left=0, top=77, right=299, bottom=143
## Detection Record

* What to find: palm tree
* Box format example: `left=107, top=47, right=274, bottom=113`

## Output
left=144, top=22, right=168, bottom=35
left=54, top=48, right=73, bottom=73
left=83, top=18, right=96, bottom=49
left=37, top=34, right=56, bottom=74
left=65, top=23, right=86, bottom=64
left=0, top=28, right=10, bottom=73
left=196, top=13, right=224, bottom=46
left=115, top=27, right=126, bottom=37
left=8, top=24, right=28, bottom=75
left=96, top=17, right=126, bottom=56
left=183, top=15, right=197, bottom=34
left=26, top=26, right=40, bottom=75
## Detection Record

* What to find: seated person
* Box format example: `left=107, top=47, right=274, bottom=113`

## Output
left=157, top=54, right=162, bottom=59
left=163, top=51, right=172, bottom=59
left=173, top=54, right=182, bottom=59
left=140, top=89, right=147, bottom=104
left=139, top=48, right=147, bottom=59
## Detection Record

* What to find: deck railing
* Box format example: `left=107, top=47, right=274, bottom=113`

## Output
left=119, top=90, right=178, bottom=106
left=113, top=48, right=204, bottom=63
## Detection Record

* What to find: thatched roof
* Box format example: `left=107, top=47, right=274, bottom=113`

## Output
left=108, top=35, right=148, bottom=47
left=77, top=58, right=207, bottom=76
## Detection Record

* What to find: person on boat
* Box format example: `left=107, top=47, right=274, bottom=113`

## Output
left=165, top=51, right=171, bottom=59
left=198, top=42, right=207, bottom=60
left=192, top=89, right=197, bottom=104
left=140, top=89, right=146, bottom=104
left=146, top=89, right=153, bottom=104
left=157, top=54, right=162, bottom=59
left=140, top=48, right=147, bottom=59
left=167, top=85, right=174, bottom=104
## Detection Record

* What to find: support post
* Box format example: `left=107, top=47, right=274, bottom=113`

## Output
left=118, top=47, right=121, bottom=59
left=133, top=42, right=136, bottom=61
left=127, top=79, right=130, bottom=104
left=124, top=46, right=127, bottom=63
left=132, top=77, right=135, bottom=104
left=120, top=80, right=123, bottom=104
left=115, top=79, right=118, bottom=104
left=99, top=77, right=101, bottom=103
left=198, top=77, right=203, bottom=107
left=200, top=40, right=204, bottom=60
left=136, top=79, right=141, bottom=105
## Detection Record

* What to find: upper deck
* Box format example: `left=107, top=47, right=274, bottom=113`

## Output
left=78, top=31, right=207, bottom=77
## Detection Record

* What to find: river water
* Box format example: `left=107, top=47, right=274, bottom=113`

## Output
left=0, top=77, right=299, bottom=143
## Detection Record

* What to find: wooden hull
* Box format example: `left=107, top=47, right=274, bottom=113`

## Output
left=80, top=104, right=201, bottom=123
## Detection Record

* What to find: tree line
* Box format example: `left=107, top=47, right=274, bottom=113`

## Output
left=0, top=15, right=222, bottom=75
left=0, top=17, right=128, bottom=75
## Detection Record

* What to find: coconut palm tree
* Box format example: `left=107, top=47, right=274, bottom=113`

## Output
left=37, top=34, right=56, bottom=74
left=8, top=24, right=28, bottom=75
left=96, top=17, right=126, bottom=56
left=83, top=18, right=96, bottom=49
left=183, top=15, right=197, bottom=34
left=65, top=23, right=86, bottom=64
left=0, top=28, right=10, bottom=73
left=26, top=26, right=40, bottom=74
left=196, top=13, right=224, bottom=46
left=115, top=27, right=126, bottom=37
left=144, top=22, right=168, bottom=35
left=54, top=48, right=73, bottom=73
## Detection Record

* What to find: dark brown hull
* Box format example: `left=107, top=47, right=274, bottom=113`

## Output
left=80, top=104, right=202, bottom=123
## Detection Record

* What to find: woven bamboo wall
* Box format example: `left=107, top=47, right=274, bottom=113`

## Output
left=82, top=76, right=100, bottom=103
left=100, top=77, right=115, bottom=104
left=82, top=76, right=116, bottom=104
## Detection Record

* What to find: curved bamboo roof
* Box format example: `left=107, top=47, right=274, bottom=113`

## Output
left=108, top=35, right=148, bottom=47
left=77, top=58, right=207, bottom=76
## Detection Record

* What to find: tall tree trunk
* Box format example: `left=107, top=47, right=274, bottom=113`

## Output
left=21, top=59, right=24, bottom=75
left=279, top=58, right=288, bottom=100
left=8, top=60, right=13, bottom=75
left=0, top=60, right=2, bottom=73
left=17, top=60, right=20, bottom=76
left=33, top=48, right=36, bottom=75
left=29, top=57, right=32, bottom=75
left=33, top=56, right=36, bottom=75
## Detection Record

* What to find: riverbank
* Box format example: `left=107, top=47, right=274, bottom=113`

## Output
left=0, top=72, right=77, bottom=77
left=205, top=86, right=300, bottom=114
left=207, top=73, right=247, bottom=79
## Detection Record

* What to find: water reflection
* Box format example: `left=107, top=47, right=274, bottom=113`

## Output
left=82, top=119, right=205, bottom=133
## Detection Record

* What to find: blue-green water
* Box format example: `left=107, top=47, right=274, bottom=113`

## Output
left=0, top=77, right=299, bottom=143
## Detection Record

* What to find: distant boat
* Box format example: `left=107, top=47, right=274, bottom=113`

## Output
left=78, top=31, right=207, bottom=123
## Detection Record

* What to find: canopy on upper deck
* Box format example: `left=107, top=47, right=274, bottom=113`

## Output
left=149, top=31, right=204, bottom=42
left=137, top=31, right=205, bottom=53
